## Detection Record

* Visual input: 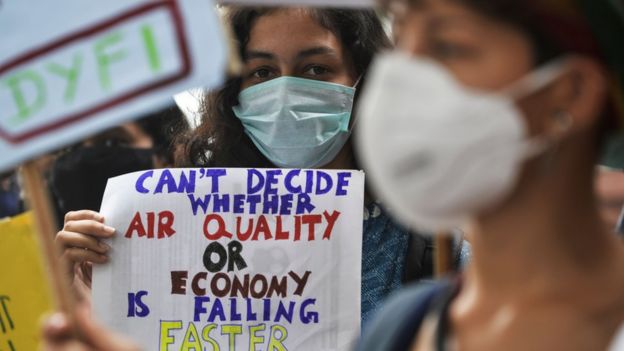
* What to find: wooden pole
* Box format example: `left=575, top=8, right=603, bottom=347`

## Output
left=20, top=161, right=76, bottom=316
left=434, top=234, right=454, bottom=277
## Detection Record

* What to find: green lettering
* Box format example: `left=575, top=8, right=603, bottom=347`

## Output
left=46, top=53, right=83, bottom=103
left=141, top=24, right=161, bottom=72
left=3, top=70, right=46, bottom=125
left=94, top=31, right=127, bottom=91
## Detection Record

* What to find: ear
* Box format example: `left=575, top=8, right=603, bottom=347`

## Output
left=542, top=56, right=608, bottom=139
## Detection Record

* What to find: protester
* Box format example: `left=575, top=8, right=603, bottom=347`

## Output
left=50, top=103, right=187, bottom=227
left=54, top=103, right=188, bottom=289
left=56, top=7, right=441, bottom=327
left=178, top=6, right=441, bottom=323
left=357, top=0, right=624, bottom=350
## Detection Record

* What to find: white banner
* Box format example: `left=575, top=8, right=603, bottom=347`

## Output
left=93, top=168, right=364, bottom=350
left=0, top=0, right=226, bottom=172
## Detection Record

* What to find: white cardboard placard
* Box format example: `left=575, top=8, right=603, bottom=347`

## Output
left=93, top=168, right=364, bottom=350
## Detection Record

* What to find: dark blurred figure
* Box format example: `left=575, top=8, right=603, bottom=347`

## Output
left=48, top=103, right=188, bottom=229
left=0, top=171, right=23, bottom=219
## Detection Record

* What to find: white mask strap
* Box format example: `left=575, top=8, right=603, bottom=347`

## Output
left=501, top=58, right=570, bottom=101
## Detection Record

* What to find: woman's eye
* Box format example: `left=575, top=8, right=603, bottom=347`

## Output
left=253, top=68, right=272, bottom=79
left=304, top=66, right=329, bottom=76
left=431, top=41, right=475, bottom=60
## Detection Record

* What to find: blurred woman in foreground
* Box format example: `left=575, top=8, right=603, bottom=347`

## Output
left=357, top=0, right=624, bottom=350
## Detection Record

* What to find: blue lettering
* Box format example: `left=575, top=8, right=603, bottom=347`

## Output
left=296, top=194, right=315, bottom=214
left=336, top=172, right=351, bottom=196
left=315, top=171, right=332, bottom=195
left=135, top=170, right=154, bottom=193
left=188, top=194, right=211, bottom=216
left=285, top=169, right=302, bottom=193
left=247, top=169, right=264, bottom=194
left=274, top=301, right=295, bottom=323
left=193, top=296, right=210, bottom=322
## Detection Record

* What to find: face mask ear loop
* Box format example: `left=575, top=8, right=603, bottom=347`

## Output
left=353, top=75, right=364, bottom=89
left=346, top=75, right=364, bottom=134
left=501, top=58, right=571, bottom=101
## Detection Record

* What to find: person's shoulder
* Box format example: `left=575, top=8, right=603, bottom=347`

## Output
left=357, top=280, right=452, bottom=351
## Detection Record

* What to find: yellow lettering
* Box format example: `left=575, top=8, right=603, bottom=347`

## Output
left=220, top=324, right=242, bottom=351
left=201, top=324, right=221, bottom=351
left=159, top=320, right=182, bottom=351
left=181, top=322, right=202, bottom=351
left=267, top=325, right=288, bottom=351
left=249, top=324, right=266, bottom=351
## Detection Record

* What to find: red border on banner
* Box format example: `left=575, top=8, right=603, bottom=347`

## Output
left=0, top=1, right=192, bottom=144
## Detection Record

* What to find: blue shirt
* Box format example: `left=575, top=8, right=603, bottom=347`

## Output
left=361, top=202, right=410, bottom=325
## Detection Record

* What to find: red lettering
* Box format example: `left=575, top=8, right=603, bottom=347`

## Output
left=158, top=211, right=176, bottom=239
left=236, top=217, right=253, bottom=241
left=203, top=214, right=232, bottom=240
left=302, top=214, right=322, bottom=241
left=322, top=210, right=341, bottom=240
left=147, top=212, right=155, bottom=238
left=125, top=212, right=146, bottom=238
left=275, top=216, right=289, bottom=240
left=294, top=216, right=302, bottom=241
left=251, top=215, right=273, bottom=241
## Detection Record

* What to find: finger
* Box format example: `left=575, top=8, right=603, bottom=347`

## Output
left=63, top=220, right=116, bottom=239
left=75, top=305, right=141, bottom=351
left=56, top=231, right=111, bottom=254
left=62, top=248, right=109, bottom=265
left=65, top=210, right=104, bottom=224
left=42, top=313, right=72, bottom=341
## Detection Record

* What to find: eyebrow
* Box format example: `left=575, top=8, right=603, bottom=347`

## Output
left=244, top=46, right=338, bottom=61
left=295, top=46, right=337, bottom=60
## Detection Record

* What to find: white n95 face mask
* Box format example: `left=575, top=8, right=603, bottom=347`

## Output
left=233, top=76, right=356, bottom=169
left=356, top=52, right=567, bottom=232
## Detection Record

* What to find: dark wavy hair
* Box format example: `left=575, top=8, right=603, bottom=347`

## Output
left=177, top=7, right=391, bottom=167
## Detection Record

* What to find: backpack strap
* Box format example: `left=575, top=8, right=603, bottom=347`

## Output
left=357, top=280, right=453, bottom=351
left=403, top=232, right=435, bottom=283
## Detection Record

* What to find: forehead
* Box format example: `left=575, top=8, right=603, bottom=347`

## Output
left=246, top=9, right=341, bottom=52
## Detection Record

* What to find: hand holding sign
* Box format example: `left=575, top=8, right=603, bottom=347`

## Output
left=56, top=210, right=115, bottom=278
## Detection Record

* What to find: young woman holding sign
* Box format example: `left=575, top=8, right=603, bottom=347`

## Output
left=356, top=0, right=624, bottom=350
left=57, top=7, right=446, bottom=326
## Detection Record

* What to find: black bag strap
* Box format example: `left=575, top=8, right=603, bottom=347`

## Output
left=403, top=232, right=435, bottom=283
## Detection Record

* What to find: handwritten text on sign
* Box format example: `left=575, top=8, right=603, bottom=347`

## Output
left=0, top=0, right=226, bottom=172
left=93, top=168, right=364, bottom=350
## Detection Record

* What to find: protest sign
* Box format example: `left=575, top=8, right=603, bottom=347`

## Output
left=93, top=168, right=364, bottom=350
left=0, top=0, right=227, bottom=173
left=0, top=212, right=54, bottom=351
left=217, top=0, right=375, bottom=7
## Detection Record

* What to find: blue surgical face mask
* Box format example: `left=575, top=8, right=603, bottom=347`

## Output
left=233, top=76, right=356, bottom=168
